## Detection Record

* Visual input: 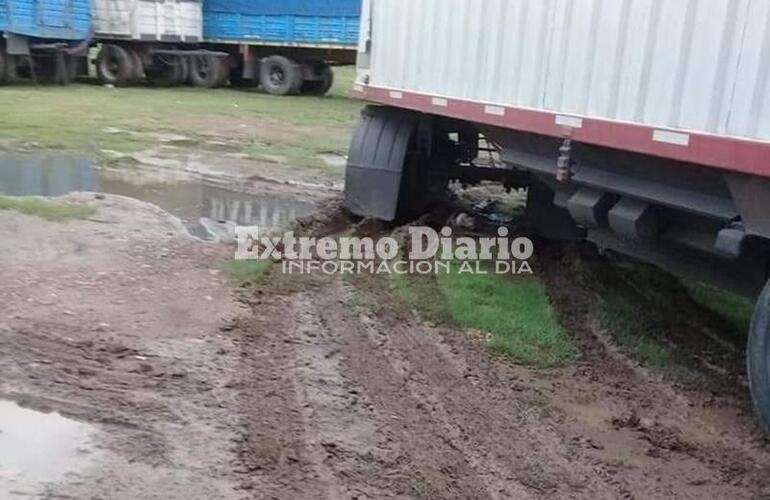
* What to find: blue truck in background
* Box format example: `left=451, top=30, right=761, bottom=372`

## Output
left=0, top=0, right=92, bottom=84
left=202, top=0, right=361, bottom=95
left=1, top=0, right=360, bottom=94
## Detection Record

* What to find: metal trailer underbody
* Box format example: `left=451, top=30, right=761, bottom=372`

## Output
left=346, top=0, right=770, bottom=436
left=344, top=102, right=770, bottom=433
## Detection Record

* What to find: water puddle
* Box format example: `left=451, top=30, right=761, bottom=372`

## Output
left=0, top=154, right=317, bottom=240
left=0, top=400, right=98, bottom=498
left=317, top=153, right=347, bottom=169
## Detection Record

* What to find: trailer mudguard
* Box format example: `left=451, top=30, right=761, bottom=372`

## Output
left=345, top=107, right=416, bottom=221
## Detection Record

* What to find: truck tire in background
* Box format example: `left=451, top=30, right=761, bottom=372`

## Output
left=128, top=49, right=144, bottom=83
left=749, top=280, right=770, bottom=433
left=188, top=54, right=222, bottom=88
left=215, top=57, right=230, bottom=87
left=97, top=45, right=135, bottom=86
left=260, top=55, right=302, bottom=96
left=0, top=51, right=14, bottom=84
left=301, top=63, right=334, bottom=95
left=33, top=54, right=79, bottom=85
left=0, top=51, right=7, bottom=84
left=147, top=55, right=188, bottom=86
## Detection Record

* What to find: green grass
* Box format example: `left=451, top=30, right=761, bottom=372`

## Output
left=597, top=293, right=674, bottom=368
left=389, top=261, right=577, bottom=368
left=0, top=67, right=361, bottom=171
left=222, top=259, right=273, bottom=286
left=684, top=280, right=754, bottom=336
left=388, top=270, right=452, bottom=322
left=0, top=195, right=96, bottom=221
left=438, top=265, right=577, bottom=368
left=571, top=258, right=676, bottom=368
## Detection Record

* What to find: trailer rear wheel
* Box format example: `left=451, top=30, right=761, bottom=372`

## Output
left=302, top=64, right=334, bottom=95
left=97, top=45, right=135, bottom=86
left=188, top=54, right=221, bottom=88
left=345, top=107, right=433, bottom=221
left=260, top=56, right=302, bottom=96
left=749, top=279, right=770, bottom=433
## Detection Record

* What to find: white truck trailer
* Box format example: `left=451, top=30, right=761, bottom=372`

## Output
left=345, top=0, right=770, bottom=432
left=92, top=0, right=227, bottom=87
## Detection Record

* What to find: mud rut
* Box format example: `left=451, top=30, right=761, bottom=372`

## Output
left=232, top=273, right=770, bottom=500
left=2, top=197, right=770, bottom=499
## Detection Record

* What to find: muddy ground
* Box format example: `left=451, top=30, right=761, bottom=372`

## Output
left=1, top=192, right=770, bottom=499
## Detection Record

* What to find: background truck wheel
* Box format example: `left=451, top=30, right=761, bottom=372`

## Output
left=188, top=54, right=221, bottom=88
left=147, top=55, right=188, bottom=87
left=301, top=63, right=334, bottom=95
left=33, top=53, right=77, bottom=85
left=214, top=57, right=230, bottom=87
left=97, top=45, right=135, bottom=86
left=748, top=279, right=770, bottom=433
left=259, top=56, right=302, bottom=96
left=128, top=49, right=144, bottom=83
left=0, top=51, right=7, bottom=84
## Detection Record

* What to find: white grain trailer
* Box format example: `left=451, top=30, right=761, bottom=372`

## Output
left=345, top=0, right=770, bottom=432
left=92, top=0, right=227, bottom=87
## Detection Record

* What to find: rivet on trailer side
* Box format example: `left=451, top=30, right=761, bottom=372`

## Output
left=345, top=0, right=770, bottom=433
left=0, top=0, right=92, bottom=85
left=91, top=0, right=228, bottom=88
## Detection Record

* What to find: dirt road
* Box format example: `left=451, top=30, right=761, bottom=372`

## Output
left=2, top=195, right=770, bottom=499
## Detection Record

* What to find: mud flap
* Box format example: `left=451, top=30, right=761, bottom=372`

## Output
left=345, top=106, right=417, bottom=221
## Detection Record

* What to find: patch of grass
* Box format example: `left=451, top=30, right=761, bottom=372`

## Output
left=0, top=195, right=96, bottom=221
left=437, top=264, right=578, bottom=368
left=387, top=270, right=451, bottom=322
left=684, top=280, right=754, bottom=336
left=598, top=293, right=673, bottom=368
left=572, top=257, right=676, bottom=368
left=0, top=66, right=362, bottom=173
left=222, top=259, right=272, bottom=286
left=387, top=260, right=576, bottom=368
left=349, top=291, right=374, bottom=313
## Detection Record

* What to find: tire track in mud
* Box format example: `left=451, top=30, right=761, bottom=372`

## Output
left=324, top=283, right=629, bottom=500
left=237, top=292, right=418, bottom=499
left=338, top=288, right=533, bottom=500
left=241, top=289, right=502, bottom=498
left=236, top=270, right=770, bottom=499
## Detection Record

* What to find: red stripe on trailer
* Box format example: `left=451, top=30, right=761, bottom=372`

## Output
left=354, top=85, right=770, bottom=179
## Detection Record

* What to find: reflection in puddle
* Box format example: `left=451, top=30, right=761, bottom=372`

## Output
left=0, top=400, right=98, bottom=497
left=0, top=154, right=318, bottom=240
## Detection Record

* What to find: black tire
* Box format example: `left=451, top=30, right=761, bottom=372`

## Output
left=259, top=56, right=302, bottom=96
left=214, top=57, right=231, bottom=87
left=97, top=45, right=135, bottom=86
left=345, top=106, right=439, bottom=221
left=176, top=57, right=189, bottom=86
left=749, top=280, right=770, bottom=433
left=147, top=55, right=188, bottom=87
left=32, top=54, right=76, bottom=85
left=0, top=51, right=7, bottom=84
left=128, top=49, right=144, bottom=83
left=301, top=64, right=334, bottom=95
left=188, top=54, right=221, bottom=88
